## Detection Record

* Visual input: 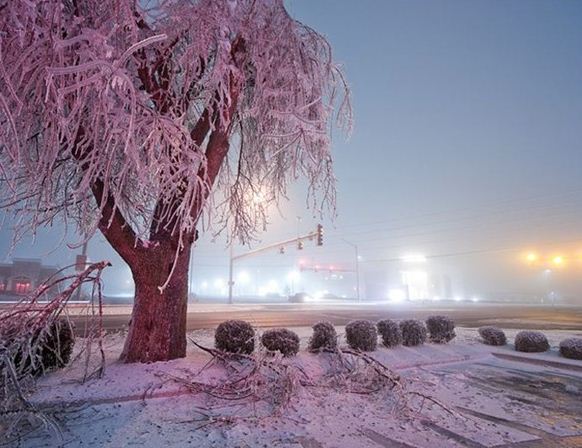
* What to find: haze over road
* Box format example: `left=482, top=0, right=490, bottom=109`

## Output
left=59, top=303, right=582, bottom=334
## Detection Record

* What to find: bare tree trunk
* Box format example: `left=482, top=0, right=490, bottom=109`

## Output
left=120, top=242, right=191, bottom=363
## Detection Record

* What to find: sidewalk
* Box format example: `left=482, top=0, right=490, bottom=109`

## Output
left=14, top=328, right=582, bottom=447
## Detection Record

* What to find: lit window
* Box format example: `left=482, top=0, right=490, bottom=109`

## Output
left=15, top=281, right=31, bottom=294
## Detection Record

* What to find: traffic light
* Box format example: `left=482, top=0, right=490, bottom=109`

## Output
left=316, top=224, right=323, bottom=246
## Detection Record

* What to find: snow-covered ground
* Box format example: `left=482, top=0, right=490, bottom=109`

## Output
left=13, top=327, right=582, bottom=447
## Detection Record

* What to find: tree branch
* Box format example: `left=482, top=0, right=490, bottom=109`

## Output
left=91, top=179, right=143, bottom=266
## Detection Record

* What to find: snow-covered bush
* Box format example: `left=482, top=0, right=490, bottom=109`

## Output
left=426, top=315, right=456, bottom=343
left=345, top=320, right=377, bottom=351
left=559, top=338, right=582, bottom=360
left=261, top=328, right=300, bottom=357
left=10, top=318, right=75, bottom=376
left=478, top=327, right=507, bottom=346
left=514, top=331, right=549, bottom=353
left=377, top=319, right=401, bottom=347
left=400, top=320, right=427, bottom=347
left=308, top=321, right=338, bottom=352
left=215, top=320, right=255, bottom=354
left=37, top=319, right=75, bottom=374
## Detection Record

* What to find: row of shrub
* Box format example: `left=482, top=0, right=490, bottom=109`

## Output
left=345, top=316, right=456, bottom=351
left=478, top=326, right=582, bottom=360
left=214, top=315, right=456, bottom=357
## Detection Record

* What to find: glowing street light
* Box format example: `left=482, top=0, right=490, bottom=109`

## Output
left=237, top=270, right=251, bottom=284
left=401, top=254, right=427, bottom=263
left=552, top=255, right=564, bottom=267
left=214, top=278, right=225, bottom=289
left=525, top=252, right=539, bottom=263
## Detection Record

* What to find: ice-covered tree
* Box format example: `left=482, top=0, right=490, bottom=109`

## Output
left=0, top=0, right=351, bottom=362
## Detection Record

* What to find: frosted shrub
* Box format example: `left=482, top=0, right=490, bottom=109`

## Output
left=345, top=320, right=377, bottom=351
left=514, top=331, right=549, bottom=353
left=426, top=315, right=456, bottom=343
left=12, top=319, right=75, bottom=376
left=377, top=319, right=402, bottom=348
left=559, top=338, right=582, bottom=360
left=308, top=321, right=338, bottom=352
left=38, top=319, right=75, bottom=374
left=400, top=320, right=427, bottom=347
left=261, top=329, right=300, bottom=357
left=478, top=327, right=507, bottom=346
left=215, top=320, right=255, bottom=355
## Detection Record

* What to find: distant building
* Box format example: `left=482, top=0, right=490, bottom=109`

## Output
left=0, top=258, right=59, bottom=297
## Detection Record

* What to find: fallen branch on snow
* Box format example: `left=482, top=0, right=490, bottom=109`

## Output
left=156, top=339, right=458, bottom=429
left=0, top=261, right=110, bottom=446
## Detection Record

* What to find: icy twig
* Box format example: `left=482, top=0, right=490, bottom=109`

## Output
left=0, top=261, right=110, bottom=443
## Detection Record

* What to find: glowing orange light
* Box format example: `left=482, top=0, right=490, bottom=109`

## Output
left=552, top=256, right=564, bottom=266
left=525, top=252, right=538, bottom=263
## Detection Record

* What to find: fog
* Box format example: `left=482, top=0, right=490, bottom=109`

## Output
left=2, top=0, right=582, bottom=305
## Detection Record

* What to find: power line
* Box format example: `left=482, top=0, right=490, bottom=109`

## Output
left=327, top=187, right=582, bottom=233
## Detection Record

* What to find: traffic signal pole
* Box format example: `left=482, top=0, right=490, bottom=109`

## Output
left=228, top=225, right=323, bottom=304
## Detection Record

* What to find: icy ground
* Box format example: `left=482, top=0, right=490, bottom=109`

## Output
left=14, top=328, right=582, bottom=447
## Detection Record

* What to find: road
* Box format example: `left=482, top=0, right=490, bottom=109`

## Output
left=65, top=302, right=582, bottom=333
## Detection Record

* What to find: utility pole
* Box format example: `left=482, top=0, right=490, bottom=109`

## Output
left=228, top=241, right=234, bottom=304
left=74, top=241, right=88, bottom=302
left=343, top=239, right=361, bottom=302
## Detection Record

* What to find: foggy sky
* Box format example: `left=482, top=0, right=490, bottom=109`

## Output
left=2, top=1, right=582, bottom=299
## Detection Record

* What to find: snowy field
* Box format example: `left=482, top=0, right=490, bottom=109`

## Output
left=13, top=327, right=582, bottom=447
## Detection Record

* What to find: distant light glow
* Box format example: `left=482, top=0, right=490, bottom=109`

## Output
left=237, top=270, right=250, bottom=284
left=471, top=296, right=480, bottom=303
left=252, top=189, right=266, bottom=204
left=388, top=288, right=406, bottom=303
left=552, top=255, right=564, bottom=266
left=401, top=254, right=427, bottom=263
left=454, top=296, right=463, bottom=302
left=401, top=270, right=428, bottom=301
left=258, top=280, right=281, bottom=297
left=432, top=295, right=441, bottom=302
left=287, top=270, right=300, bottom=281
left=525, top=252, right=539, bottom=263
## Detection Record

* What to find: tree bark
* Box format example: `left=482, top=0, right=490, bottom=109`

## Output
left=120, top=241, right=191, bottom=363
